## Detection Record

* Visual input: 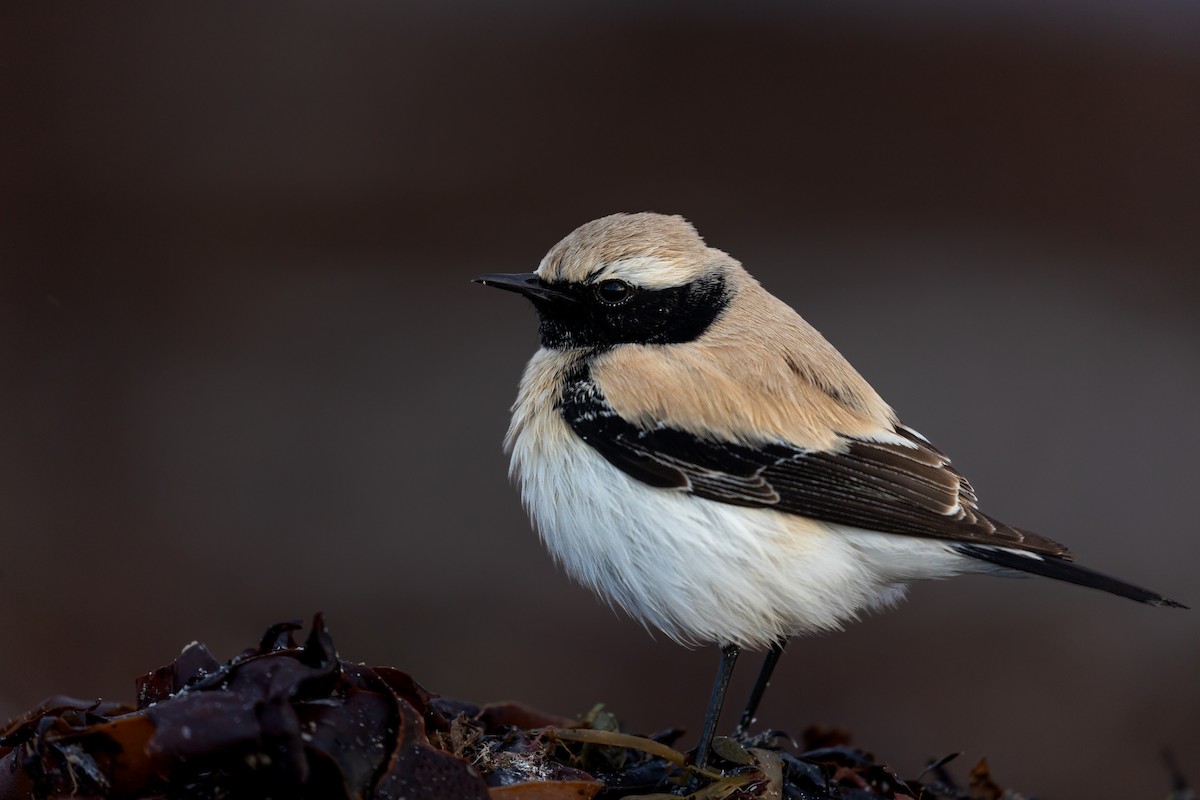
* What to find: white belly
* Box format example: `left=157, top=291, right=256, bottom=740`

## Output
left=507, top=404, right=975, bottom=649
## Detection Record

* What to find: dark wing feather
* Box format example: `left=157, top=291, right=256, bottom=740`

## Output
left=562, top=371, right=1068, bottom=556
left=954, top=545, right=1187, bottom=608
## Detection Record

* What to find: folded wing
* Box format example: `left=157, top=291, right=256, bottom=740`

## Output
left=562, top=369, right=1068, bottom=556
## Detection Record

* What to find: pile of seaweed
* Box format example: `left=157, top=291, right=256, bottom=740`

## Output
left=0, top=616, right=1035, bottom=799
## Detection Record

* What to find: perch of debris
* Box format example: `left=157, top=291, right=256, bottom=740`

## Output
left=0, top=615, right=1048, bottom=799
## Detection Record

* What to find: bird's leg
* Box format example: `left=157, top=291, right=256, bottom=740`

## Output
left=733, top=638, right=786, bottom=739
left=694, top=643, right=740, bottom=772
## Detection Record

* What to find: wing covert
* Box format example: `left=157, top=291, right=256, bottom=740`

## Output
left=560, top=367, right=1068, bottom=556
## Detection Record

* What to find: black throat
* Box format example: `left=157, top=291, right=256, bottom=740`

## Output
left=533, top=272, right=730, bottom=350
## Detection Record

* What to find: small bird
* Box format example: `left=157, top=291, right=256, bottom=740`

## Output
left=475, top=212, right=1185, bottom=769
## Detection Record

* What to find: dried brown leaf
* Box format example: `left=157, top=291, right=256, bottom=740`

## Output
left=487, top=779, right=603, bottom=799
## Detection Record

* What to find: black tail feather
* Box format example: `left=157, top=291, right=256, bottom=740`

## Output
left=956, top=545, right=1188, bottom=609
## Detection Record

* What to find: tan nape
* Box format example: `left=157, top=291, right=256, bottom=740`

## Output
left=591, top=271, right=897, bottom=449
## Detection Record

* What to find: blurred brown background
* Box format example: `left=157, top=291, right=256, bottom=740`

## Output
left=2, top=2, right=1198, bottom=796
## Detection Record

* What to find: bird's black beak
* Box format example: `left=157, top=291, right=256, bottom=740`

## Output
left=472, top=272, right=576, bottom=303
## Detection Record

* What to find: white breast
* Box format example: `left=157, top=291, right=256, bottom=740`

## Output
left=505, top=349, right=977, bottom=649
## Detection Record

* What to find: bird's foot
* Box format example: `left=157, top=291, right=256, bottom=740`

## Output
left=729, top=727, right=794, bottom=749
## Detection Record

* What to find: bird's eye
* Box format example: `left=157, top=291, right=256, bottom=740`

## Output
left=595, top=279, right=634, bottom=305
